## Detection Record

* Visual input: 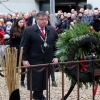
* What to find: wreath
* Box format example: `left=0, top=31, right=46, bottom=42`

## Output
left=55, top=23, right=100, bottom=99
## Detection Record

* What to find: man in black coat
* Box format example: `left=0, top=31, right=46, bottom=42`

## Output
left=27, top=10, right=37, bottom=26
left=20, top=11, right=58, bottom=100
left=92, top=10, right=100, bottom=32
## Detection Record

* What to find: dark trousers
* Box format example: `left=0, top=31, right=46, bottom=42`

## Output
left=50, top=66, right=55, bottom=82
left=21, top=68, right=26, bottom=82
left=33, top=91, right=46, bottom=100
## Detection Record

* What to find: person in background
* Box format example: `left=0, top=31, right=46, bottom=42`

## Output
left=74, top=11, right=78, bottom=17
left=0, top=19, right=6, bottom=32
left=6, top=14, right=12, bottom=23
left=76, top=12, right=84, bottom=23
left=28, top=12, right=32, bottom=17
left=66, top=13, right=72, bottom=29
left=5, top=21, right=12, bottom=35
left=79, top=8, right=84, bottom=14
left=70, top=14, right=77, bottom=23
left=45, top=11, right=50, bottom=16
left=55, top=13, right=69, bottom=33
left=0, top=13, right=4, bottom=20
left=46, top=17, right=57, bottom=87
left=57, top=10, right=63, bottom=20
left=9, top=18, right=26, bottom=87
left=11, top=13, right=17, bottom=25
left=70, top=21, right=75, bottom=29
left=20, top=11, right=58, bottom=100
left=23, top=13, right=29, bottom=27
left=3, top=13, right=8, bottom=24
left=92, top=10, right=100, bottom=32
left=63, top=12, right=67, bottom=19
left=16, top=13, right=23, bottom=19
left=71, top=9, right=75, bottom=14
left=0, top=20, right=5, bottom=44
left=81, top=10, right=93, bottom=25
left=27, top=10, right=37, bottom=26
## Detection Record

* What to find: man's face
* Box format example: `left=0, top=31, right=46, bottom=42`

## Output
left=36, top=16, right=48, bottom=28
left=0, top=13, right=3, bottom=19
left=84, top=10, right=89, bottom=16
left=94, top=10, right=99, bottom=15
left=78, top=13, right=82, bottom=17
left=32, top=12, right=36, bottom=17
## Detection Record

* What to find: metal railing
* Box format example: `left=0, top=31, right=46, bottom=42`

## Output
left=20, top=59, right=100, bottom=100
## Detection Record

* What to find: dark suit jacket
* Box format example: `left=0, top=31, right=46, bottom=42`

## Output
left=27, top=16, right=36, bottom=26
left=20, top=24, right=57, bottom=91
left=92, top=14, right=100, bottom=32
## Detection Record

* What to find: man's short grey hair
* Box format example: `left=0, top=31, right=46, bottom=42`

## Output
left=36, top=11, right=48, bottom=20
left=32, top=10, right=36, bottom=12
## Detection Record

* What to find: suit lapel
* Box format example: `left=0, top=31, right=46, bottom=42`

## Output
left=34, top=24, right=50, bottom=38
left=34, top=24, right=42, bottom=37
left=45, top=25, right=50, bottom=36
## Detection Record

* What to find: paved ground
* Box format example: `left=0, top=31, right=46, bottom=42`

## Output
left=0, top=71, right=100, bottom=100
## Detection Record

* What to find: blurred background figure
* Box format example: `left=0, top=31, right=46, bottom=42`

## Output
left=0, top=20, right=5, bottom=44
left=92, top=10, right=100, bottom=32
left=27, top=10, right=37, bottom=26
left=55, top=13, right=69, bottom=34
left=46, top=18, right=57, bottom=87
left=5, top=21, right=12, bottom=35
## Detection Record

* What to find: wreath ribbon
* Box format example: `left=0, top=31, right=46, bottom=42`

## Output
left=80, top=57, right=98, bottom=96
left=80, top=57, right=87, bottom=71
left=94, top=85, right=98, bottom=96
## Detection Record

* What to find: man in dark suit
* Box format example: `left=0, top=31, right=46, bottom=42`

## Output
left=92, top=10, right=100, bottom=32
left=20, top=11, right=58, bottom=100
left=27, top=10, right=37, bottom=26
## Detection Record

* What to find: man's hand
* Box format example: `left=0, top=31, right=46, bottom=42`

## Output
left=52, top=58, right=58, bottom=64
left=22, top=61, right=30, bottom=66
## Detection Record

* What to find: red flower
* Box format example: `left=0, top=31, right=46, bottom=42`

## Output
left=89, top=27, right=94, bottom=33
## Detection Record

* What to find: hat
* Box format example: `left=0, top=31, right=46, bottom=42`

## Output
left=94, top=7, right=98, bottom=10
left=86, top=4, right=92, bottom=10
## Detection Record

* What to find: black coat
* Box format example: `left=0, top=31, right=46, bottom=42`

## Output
left=10, top=28, right=24, bottom=66
left=10, top=29, right=22, bottom=50
left=92, top=14, right=100, bottom=32
left=27, top=16, right=36, bottom=26
left=55, top=19, right=69, bottom=34
left=20, top=24, right=57, bottom=91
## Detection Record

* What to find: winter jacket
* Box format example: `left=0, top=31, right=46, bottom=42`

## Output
left=0, top=27, right=5, bottom=44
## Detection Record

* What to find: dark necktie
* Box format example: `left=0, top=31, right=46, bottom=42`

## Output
left=41, top=28, right=45, bottom=38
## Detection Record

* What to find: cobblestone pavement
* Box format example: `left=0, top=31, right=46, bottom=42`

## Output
left=0, top=72, right=100, bottom=100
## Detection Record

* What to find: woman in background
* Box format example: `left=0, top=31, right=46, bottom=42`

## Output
left=10, top=18, right=26, bottom=87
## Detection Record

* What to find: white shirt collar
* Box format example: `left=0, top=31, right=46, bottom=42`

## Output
left=37, top=24, right=45, bottom=30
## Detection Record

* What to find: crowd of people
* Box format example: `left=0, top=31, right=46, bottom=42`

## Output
left=0, top=7, right=100, bottom=100
left=0, top=7, right=100, bottom=39
left=55, top=7, right=100, bottom=33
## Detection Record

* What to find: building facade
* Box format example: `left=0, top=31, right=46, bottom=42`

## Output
left=0, top=0, right=99, bottom=13
left=39, top=0, right=87, bottom=12
left=0, top=0, right=39, bottom=13
left=87, top=0, right=100, bottom=10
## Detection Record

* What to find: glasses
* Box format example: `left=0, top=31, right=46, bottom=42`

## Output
left=38, top=18, right=48, bottom=21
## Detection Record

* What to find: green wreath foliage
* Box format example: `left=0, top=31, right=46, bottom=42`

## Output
left=55, top=23, right=100, bottom=87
